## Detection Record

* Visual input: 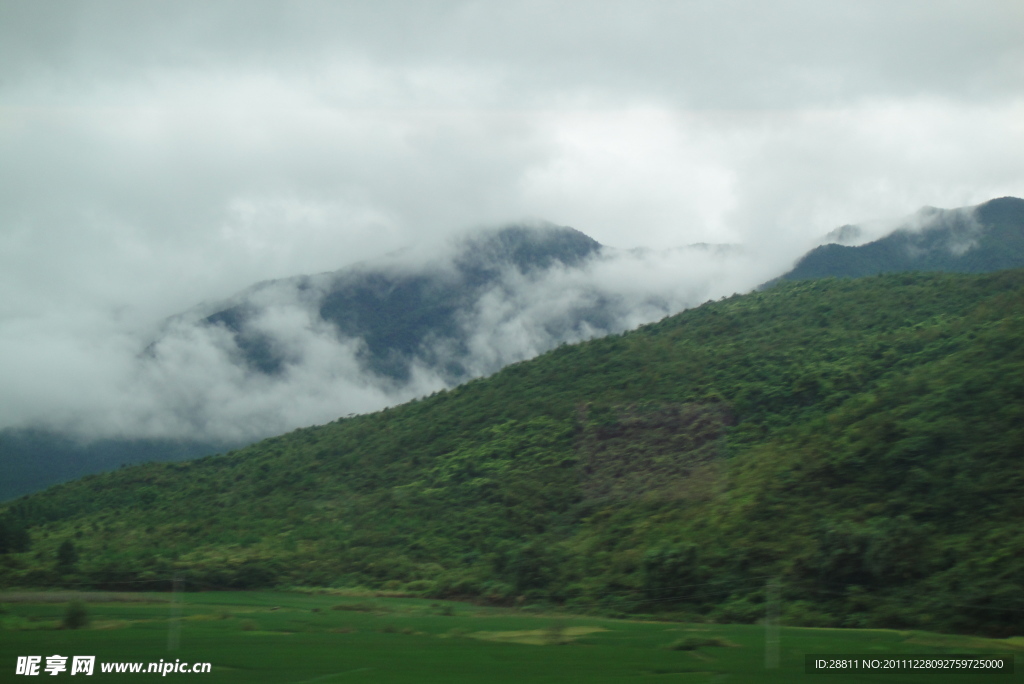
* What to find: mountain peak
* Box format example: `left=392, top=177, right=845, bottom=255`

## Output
left=455, top=222, right=602, bottom=274
left=975, top=196, right=1024, bottom=225
left=780, top=197, right=1024, bottom=281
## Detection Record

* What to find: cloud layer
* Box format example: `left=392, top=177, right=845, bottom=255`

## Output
left=1, top=0, right=1022, bottom=441
left=28, top=234, right=772, bottom=443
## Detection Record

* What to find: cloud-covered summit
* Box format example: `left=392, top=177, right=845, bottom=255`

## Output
left=134, top=222, right=773, bottom=444
left=172, top=223, right=602, bottom=381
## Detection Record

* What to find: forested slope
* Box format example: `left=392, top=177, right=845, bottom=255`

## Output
left=3, top=270, right=1023, bottom=636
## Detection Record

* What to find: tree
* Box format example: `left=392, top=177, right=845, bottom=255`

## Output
left=56, top=540, right=79, bottom=572
left=62, top=601, right=89, bottom=629
left=0, top=516, right=30, bottom=554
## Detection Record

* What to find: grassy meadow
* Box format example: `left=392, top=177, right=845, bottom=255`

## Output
left=2, top=591, right=1019, bottom=683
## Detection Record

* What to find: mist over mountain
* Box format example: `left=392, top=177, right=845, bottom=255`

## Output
left=0, top=222, right=769, bottom=500
left=192, top=223, right=604, bottom=383
left=4, top=198, right=1022, bottom=501
left=779, top=197, right=1024, bottom=281
left=125, top=220, right=766, bottom=446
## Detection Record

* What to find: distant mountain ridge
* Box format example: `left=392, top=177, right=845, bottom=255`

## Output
left=197, top=223, right=603, bottom=382
left=779, top=197, right=1024, bottom=281
left=0, top=430, right=230, bottom=503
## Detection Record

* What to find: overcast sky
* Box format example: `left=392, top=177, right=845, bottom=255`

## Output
left=2, top=0, right=1023, bottom=439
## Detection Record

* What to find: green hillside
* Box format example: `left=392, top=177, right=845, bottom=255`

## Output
left=3, top=270, right=1023, bottom=636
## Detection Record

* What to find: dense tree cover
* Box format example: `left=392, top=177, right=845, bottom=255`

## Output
left=2, top=270, right=1023, bottom=636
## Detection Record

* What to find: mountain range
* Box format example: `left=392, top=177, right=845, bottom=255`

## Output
left=3, top=267, right=1022, bottom=635
left=1, top=197, right=1022, bottom=501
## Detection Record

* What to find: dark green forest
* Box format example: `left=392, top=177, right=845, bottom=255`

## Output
left=2, top=270, right=1023, bottom=636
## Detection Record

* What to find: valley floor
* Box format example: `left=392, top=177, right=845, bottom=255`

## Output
left=2, top=590, right=1020, bottom=683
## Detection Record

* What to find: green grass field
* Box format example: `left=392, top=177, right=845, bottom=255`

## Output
left=2, top=591, right=1019, bottom=683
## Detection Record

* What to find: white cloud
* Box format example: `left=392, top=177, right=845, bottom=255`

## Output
left=0, top=0, right=1022, bottom=442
